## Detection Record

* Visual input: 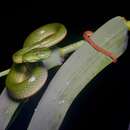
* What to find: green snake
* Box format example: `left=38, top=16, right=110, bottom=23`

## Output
left=3, top=23, right=84, bottom=100
left=1, top=18, right=130, bottom=100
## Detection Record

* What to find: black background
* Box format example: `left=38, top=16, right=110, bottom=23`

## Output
left=0, top=4, right=130, bottom=130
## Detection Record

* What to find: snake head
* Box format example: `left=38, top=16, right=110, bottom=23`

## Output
left=12, top=47, right=52, bottom=63
left=23, top=48, right=51, bottom=63
left=12, top=47, right=30, bottom=63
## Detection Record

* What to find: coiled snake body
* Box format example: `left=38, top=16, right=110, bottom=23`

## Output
left=6, top=23, right=67, bottom=100
left=5, top=23, right=85, bottom=100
